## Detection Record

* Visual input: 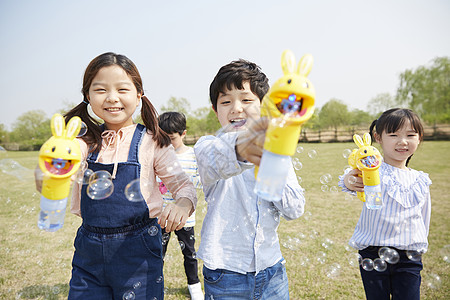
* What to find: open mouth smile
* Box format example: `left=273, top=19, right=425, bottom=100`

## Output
left=44, top=158, right=74, bottom=175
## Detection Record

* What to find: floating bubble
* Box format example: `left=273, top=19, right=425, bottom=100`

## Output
left=293, top=160, right=303, bottom=171
left=307, top=149, right=317, bottom=159
left=330, top=186, right=338, bottom=193
left=325, top=263, right=341, bottom=279
left=379, top=247, right=400, bottom=264
left=361, top=258, right=374, bottom=271
left=162, top=233, right=170, bottom=243
left=342, top=149, right=352, bottom=159
left=77, top=122, right=88, bottom=137
left=190, top=234, right=195, bottom=240
left=299, top=257, right=310, bottom=266
left=0, top=158, right=33, bottom=181
left=343, top=165, right=352, bottom=173
left=345, top=194, right=354, bottom=201
left=348, top=253, right=362, bottom=267
left=320, top=174, right=332, bottom=184
left=321, top=185, right=329, bottom=192
left=124, top=179, right=147, bottom=202
left=296, top=146, right=304, bottom=154
left=76, top=167, right=93, bottom=185
left=296, top=176, right=302, bottom=183
left=373, top=258, right=387, bottom=272
left=123, top=290, right=135, bottom=300
left=89, top=170, right=112, bottom=183
left=348, top=176, right=357, bottom=185
left=156, top=276, right=163, bottom=284
left=192, top=252, right=197, bottom=259
left=440, top=245, right=450, bottom=263
left=184, top=226, right=193, bottom=231
left=406, top=250, right=423, bottom=261
left=179, top=241, right=185, bottom=250
left=423, top=273, right=441, bottom=289
left=133, top=282, right=142, bottom=289
left=148, top=226, right=158, bottom=236
left=87, top=178, right=114, bottom=200
left=316, top=251, right=327, bottom=264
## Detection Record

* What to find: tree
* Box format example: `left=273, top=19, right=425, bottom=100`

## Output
left=0, top=124, right=8, bottom=144
left=10, top=110, right=51, bottom=149
left=187, top=107, right=221, bottom=135
left=160, top=97, right=191, bottom=115
left=396, top=56, right=450, bottom=124
left=318, top=99, right=350, bottom=130
left=348, top=109, right=373, bottom=127
left=366, top=93, right=396, bottom=118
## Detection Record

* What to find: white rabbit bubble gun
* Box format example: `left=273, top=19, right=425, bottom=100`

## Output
left=37, top=114, right=82, bottom=231
left=254, top=50, right=315, bottom=200
left=348, top=133, right=383, bottom=209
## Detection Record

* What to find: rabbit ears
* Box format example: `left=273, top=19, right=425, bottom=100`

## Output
left=281, top=50, right=313, bottom=77
left=51, top=113, right=82, bottom=140
left=353, top=133, right=372, bottom=148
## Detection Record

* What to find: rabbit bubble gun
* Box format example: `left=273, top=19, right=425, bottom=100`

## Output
left=348, top=133, right=383, bottom=209
left=254, top=50, right=315, bottom=201
left=37, top=114, right=82, bottom=231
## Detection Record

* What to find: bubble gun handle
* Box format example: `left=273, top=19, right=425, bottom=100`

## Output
left=348, top=133, right=383, bottom=209
left=254, top=50, right=315, bottom=200
left=37, top=114, right=82, bottom=231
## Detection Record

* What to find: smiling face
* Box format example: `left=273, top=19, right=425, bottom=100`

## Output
left=88, top=65, right=141, bottom=131
left=376, top=119, right=420, bottom=169
left=215, top=81, right=261, bottom=129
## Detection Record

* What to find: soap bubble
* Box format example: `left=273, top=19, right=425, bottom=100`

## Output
left=296, top=146, right=304, bottom=154
left=123, top=291, right=135, bottom=300
left=348, top=253, right=362, bottom=267
left=373, top=258, right=387, bottom=272
left=179, top=241, right=185, bottom=250
left=162, top=233, right=170, bottom=244
left=77, top=122, right=88, bottom=137
left=320, top=174, right=332, bottom=184
left=89, top=170, right=112, bottom=183
left=361, top=258, right=374, bottom=271
left=406, top=250, right=423, bottom=261
left=133, top=282, right=141, bottom=289
left=296, top=176, right=302, bottom=183
left=76, top=165, right=93, bottom=185
left=156, top=276, right=163, bottom=284
left=378, top=247, right=400, bottom=264
left=292, top=159, right=303, bottom=171
left=307, top=149, right=317, bottom=159
left=0, top=158, right=33, bottom=181
left=440, top=245, right=450, bottom=263
left=348, top=176, right=358, bottom=185
left=321, top=185, right=329, bottom=192
left=87, top=178, right=114, bottom=200
left=342, top=149, right=352, bottom=159
left=316, top=251, right=327, bottom=264
left=125, top=179, right=150, bottom=202
left=324, top=263, right=341, bottom=279
left=423, top=273, right=441, bottom=289
left=330, top=186, right=338, bottom=193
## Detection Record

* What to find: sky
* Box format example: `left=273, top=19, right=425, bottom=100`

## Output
left=0, top=0, right=449, bottom=130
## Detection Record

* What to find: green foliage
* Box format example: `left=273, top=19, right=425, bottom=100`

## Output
left=318, top=98, right=350, bottom=130
left=348, top=108, right=373, bottom=127
left=0, top=124, right=9, bottom=143
left=396, top=56, right=450, bottom=124
left=366, top=92, right=396, bottom=118
left=161, top=97, right=191, bottom=115
left=9, top=110, right=51, bottom=150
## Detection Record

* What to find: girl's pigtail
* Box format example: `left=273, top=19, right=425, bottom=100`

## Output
left=140, top=96, right=171, bottom=148
left=64, top=101, right=103, bottom=153
left=369, top=119, right=378, bottom=145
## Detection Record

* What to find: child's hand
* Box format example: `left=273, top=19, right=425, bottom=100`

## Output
left=344, top=169, right=364, bottom=192
left=236, top=118, right=269, bottom=166
left=158, top=197, right=193, bottom=232
left=34, top=165, right=43, bottom=193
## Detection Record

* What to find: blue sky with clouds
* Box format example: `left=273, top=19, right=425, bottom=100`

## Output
left=1, top=0, right=449, bottom=129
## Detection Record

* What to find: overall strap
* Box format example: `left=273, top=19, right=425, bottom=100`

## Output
left=127, top=123, right=146, bottom=163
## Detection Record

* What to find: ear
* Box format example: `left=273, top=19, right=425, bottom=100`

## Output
left=363, top=133, right=372, bottom=146
left=281, top=49, right=296, bottom=75
left=297, top=54, right=313, bottom=76
left=181, top=130, right=187, bottom=138
left=353, top=134, right=364, bottom=148
left=65, top=116, right=82, bottom=139
left=374, top=132, right=382, bottom=144
left=51, top=114, right=65, bottom=137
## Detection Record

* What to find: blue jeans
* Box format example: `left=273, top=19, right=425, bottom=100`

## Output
left=203, top=260, right=289, bottom=300
left=359, top=246, right=423, bottom=300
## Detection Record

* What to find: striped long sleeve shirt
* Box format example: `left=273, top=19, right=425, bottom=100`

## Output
left=339, top=162, right=432, bottom=251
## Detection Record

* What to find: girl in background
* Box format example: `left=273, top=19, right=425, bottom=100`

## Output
left=340, top=108, right=431, bottom=300
left=64, top=52, right=197, bottom=299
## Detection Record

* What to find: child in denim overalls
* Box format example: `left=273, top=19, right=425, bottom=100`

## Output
left=64, top=52, right=197, bottom=299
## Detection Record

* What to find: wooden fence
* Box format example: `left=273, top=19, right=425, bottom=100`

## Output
left=183, top=124, right=450, bottom=145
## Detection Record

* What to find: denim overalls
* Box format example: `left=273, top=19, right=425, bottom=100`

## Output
left=69, top=124, right=164, bottom=300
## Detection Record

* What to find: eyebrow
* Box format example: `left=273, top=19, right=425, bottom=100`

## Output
left=91, top=81, right=133, bottom=86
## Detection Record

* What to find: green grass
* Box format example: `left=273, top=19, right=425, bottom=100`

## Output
left=0, top=142, right=449, bottom=299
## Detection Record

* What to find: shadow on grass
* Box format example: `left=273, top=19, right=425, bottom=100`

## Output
left=16, top=283, right=68, bottom=299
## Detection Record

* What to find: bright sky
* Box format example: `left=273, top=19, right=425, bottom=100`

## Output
left=1, top=0, right=449, bottom=129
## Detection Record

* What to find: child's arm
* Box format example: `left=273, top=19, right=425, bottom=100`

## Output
left=158, top=196, right=193, bottom=232
left=235, top=118, right=268, bottom=165
left=273, top=165, right=305, bottom=220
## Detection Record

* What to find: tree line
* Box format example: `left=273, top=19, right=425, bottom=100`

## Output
left=1, top=56, right=448, bottom=150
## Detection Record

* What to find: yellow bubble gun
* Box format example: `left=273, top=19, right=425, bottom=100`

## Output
left=37, top=114, right=82, bottom=231
left=348, top=133, right=383, bottom=209
left=254, top=50, right=315, bottom=200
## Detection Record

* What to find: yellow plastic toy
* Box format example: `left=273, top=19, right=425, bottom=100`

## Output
left=348, top=133, right=383, bottom=209
left=254, top=50, right=315, bottom=200
left=37, top=113, right=82, bottom=231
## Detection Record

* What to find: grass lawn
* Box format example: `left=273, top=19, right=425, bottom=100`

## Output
left=0, top=141, right=449, bottom=299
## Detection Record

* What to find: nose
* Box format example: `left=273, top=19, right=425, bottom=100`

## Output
left=231, top=100, right=243, bottom=113
left=397, top=136, right=408, bottom=145
left=106, top=92, right=119, bottom=103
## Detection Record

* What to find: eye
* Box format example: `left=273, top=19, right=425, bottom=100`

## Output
left=67, top=148, right=72, bottom=154
left=287, top=79, right=292, bottom=84
left=52, top=146, right=56, bottom=152
left=364, top=150, right=367, bottom=154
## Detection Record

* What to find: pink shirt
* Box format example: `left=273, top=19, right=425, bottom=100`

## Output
left=71, top=124, right=197, bottom=218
